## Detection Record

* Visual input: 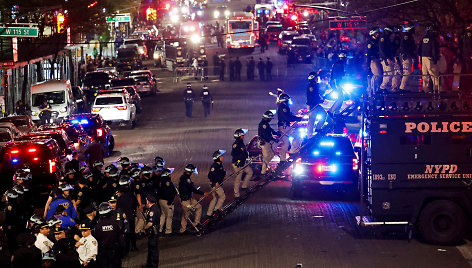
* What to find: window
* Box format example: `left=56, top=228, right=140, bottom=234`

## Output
left=230, top=21, right=251, bottom=30
left=32, top=91, right=65, bottom=107
left=0, top=131, right=12, bottom=142
left=111, top=79, right=135, bottom=87
left=95, top=97, right=124, bottom=105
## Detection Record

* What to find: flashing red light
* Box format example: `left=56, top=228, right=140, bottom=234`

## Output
left=379, top=130, right=387, bottom=134
left=352, top=158, right=359, bottom=170
left=97, top=129, right=103, bottom=137
left=317, top=164, right=323, bottom=173
left=10, top=150, right=19, bottom=154
left=283, top=4, right=288, bottom=9
left=49, top=159, right=56, bottom=173
left=291, top=14, right=298, bottom=21
left=146, top=8, right=152, bottom=15
left=343, top=127, right=348, bottom=135
left=28, top=148, right=37, bottom=153
left=33, top=157, right=39, bottom=161
left=87, top=1, right=98, bottom=8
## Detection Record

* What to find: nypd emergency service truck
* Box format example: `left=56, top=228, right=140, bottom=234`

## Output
left=360, top=93, right=472, bottom=245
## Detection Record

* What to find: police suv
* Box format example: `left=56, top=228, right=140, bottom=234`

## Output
left=360, top=92, right=472, bottom=245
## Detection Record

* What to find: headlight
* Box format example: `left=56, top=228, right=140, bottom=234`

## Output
left=138, top=48, right=145, bottom=54
left=153, top=53, right=159, bottom=60
left=170, top=14, right=179, bottom=23
left=293, top=165, right=305, bottom=175
left=224, top=10, right=230, bottom=16
left=190, top=34, right=201, bottom=44
left=60, top=107, right=67, bottom=113
left=341, top=83, right=356, bottom=93
left=213, top=10, right=220, bottom=18
left=197, top=10, right=203, bottom=16
left=330, top=91, right=339, bottom=100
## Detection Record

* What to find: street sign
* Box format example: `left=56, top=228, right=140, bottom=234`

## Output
left=329, top=19, right=367, bottom=30
left=0, top=27, right=38, bottom=37
left=106, top=15, right=131, bottom=23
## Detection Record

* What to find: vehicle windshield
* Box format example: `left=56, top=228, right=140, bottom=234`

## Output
left=125, top=87, right=136, bottom=95
left=21, top=134, right=68, bottom=151
left=230, top=21, right=251, bottom=30
left=84, top=72, right=110, bottom=85
left=292, top=38, right=311, bottom=46
left=32, top=91, right=65, bottom=107
left=267, top=26, right=282, bottom=33
left=95, top=97, right=124, bottom=105
left=132, top=71, right=150, bottom=77
left=134, top=76, right=149, bottom=82
left=298, top=29, right=311, bottom=34
left=117, top=50, right=137, bottom=59
left=111, top=79, right=135, bottom=87
left=282, top=34, right=297, bottom=41
left=0, top=132, right=12, bottom=142
left=0, top=117, right=29, bottom=127
left=125, top=39, right=145, bottom=46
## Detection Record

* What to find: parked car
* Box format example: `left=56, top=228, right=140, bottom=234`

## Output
left=133, top=75, right=157, bottom=95
left=91, top=92, right=137, bottom=129
left=110, top=87, right=143, bottom=113
left=37, top=123, right=92, bottom=154
left=66, top=114, right=114, bottom=156
left=0, top=115, right=36, bottom=134
left=16, top=129, right=76, bottom=159
left=0, top=128, right=14, bottom=148
left=278, top=31, right=299, bottom=54
left=0, top=122, right=22, bottom=138
left=82, top=72, right=111, bottom=93
left=288, top=36, right=313, bottom=63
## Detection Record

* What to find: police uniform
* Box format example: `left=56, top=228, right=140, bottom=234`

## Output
left=178, top=172, right=204, bottom=233
left=366, top=36, right=382, bottom=92
left=76, top=182, right=93, bottom=218
left=77, top=223, right=98, bottom=266
left=278, top=103, right=301, bottom=161
left=399, top=31, right=417, bottom=91
left=3, top=199, right=21, bottom=253
left=231, top=137, right=253, bottom=198
left=157, top=175, right=177, bottom=234
left=200, top=87, right=213, bottom=117
left=418, top=31, right=440, bottom=91
left=305, top=82, right=324, bottom=139
left=184, top=87, right=195, bottom=117
left=94, top=212, right=123, bottom=268
left=207, top=160, right=226, bottom=216
left=34, top=232, right=54, bottom=255
left=258, top=119, right=278, bottom=174
left=117, top=188, right=138, bottom=251
left=379, top=32, right=394, bottom=91
left=145, top=196, right=160, bottom=268
left=329, top=58, right=346, bottom=114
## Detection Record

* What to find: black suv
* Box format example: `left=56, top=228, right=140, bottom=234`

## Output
left=288, top=36, right=313, bottom=63
left=291, top=134, right=359, bottom=198
left=65, top=114, right=114, bottom=156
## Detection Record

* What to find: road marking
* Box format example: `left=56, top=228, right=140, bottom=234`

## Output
left=457, top=241, right=472, bottom=266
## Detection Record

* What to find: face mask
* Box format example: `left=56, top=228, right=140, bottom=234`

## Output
left=66, top=154, right=73, bottom=161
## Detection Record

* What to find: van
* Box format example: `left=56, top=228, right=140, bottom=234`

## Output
left=30, top=80, right=77, bottom=123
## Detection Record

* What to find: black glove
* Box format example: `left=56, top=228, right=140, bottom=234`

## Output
left=167, top=200, right=173, bottom=206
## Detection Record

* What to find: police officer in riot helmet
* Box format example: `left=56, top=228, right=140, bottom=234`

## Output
left=119, top=157, right=131, bottom=177
left=379, top=26, right=395, bottom=93
left=418, top=24, right=440, bottom=92
left=200, top=85, right=213, bottom=117
left=304, top=71, right=324, bottom=139
left=207, top=150, right=227, bottom=218
left=367, top=27, right=382, bottom=93
left=117, top=176, right=138, bottom=251
left=329, top=51, right=347, bottom=115
left=94, top=202, right=124, bottom=268
left=157, top=168, right=177, bottom=235
left=390, top=26, right=403, bottom=91
left=3, top=189, right=21, bottom=253
left=144, top=194, right=160, bottom=267
left=399, top=22, right=417, bottom=91
left=258, top=110, right=279, bottom=175
left=183, top=83, right=195, bottom=118
left=231, top=128, right=253, bottom=198
left=277, top=93, right=302, bottom=165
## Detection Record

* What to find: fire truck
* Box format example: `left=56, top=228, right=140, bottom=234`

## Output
left=358, top=92, right=472, bottom=245
left=226, top=12, right=259, bottom=52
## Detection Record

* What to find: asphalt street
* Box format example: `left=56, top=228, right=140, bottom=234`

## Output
left=107, top=45, right=472, bottom=267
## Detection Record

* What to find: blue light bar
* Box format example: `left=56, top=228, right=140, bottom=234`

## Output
left=313, top=150, right=319, bottom=156
left=12, top=159, right=19, bottom=163
left=336, top=151, right=341, bottom=155
left=320, top=141, right=334, bottom=147
left=80, top=119, right=89, bottom=125
left=70, top=119, right=79, bottom=124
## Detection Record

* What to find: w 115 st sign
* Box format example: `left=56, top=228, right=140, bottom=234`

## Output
left=0, top=27, right=39, bottom=37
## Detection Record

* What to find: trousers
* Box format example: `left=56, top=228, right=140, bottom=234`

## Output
left=158, top=200, right=174, bottom=234
left=232, top=163, right=253, bottom=197
left=185, top=101, right=193, bottom=117
left=260, top=142, right=274, bottom=174
left=180, top=198, right=201, bottom=233
left=146, top=234, right=159, bottom=268
left=207, top=186, right=225, bottom=216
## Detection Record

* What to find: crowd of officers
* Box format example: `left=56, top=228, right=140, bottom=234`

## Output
left=212, top=54, right=273, bottom=82
left=366, top=23, right=472, bottom=93
left=0, top=127, right=264, bottom=267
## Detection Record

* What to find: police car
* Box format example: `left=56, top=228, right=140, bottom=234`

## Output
left=290, top=134, right=359, bottom=198
left=66, top=114, right=114, bottom=156
left=91, top=92, right=137, bottom=129
left=15, top=129, right=76, bottom=159
left=37, top=123, right=92, bottom=154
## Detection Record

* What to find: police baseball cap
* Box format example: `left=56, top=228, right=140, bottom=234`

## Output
left=38, top=220, right=49, bottom=229
left=54, top=227, right=66, bottom=234
left=146, top=194, right=158, bottom=203
left=83, top=204, right=96, bottom=214
left=108, top=196, right=118, bottom=203
left=79, top=222, right=92, bottom=230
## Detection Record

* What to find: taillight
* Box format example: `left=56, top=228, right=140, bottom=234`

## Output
left=49, top=159, right=56, bottom=173
left=33, top=157, right=39, bottom=161
left=317, top=164, right=323, bottom=173
left=343, top=127, right=348, bottom=135
left=116, top=106, right=128, bottom=111
left=10, top=150, right=19, bottom=154
left=97, top=129, right=103, bottom=137
left=28, top=148, right=37, bottom=153
left=352, top=158, right=359, bottom=171
left=92, top=107, right=102, bottom=112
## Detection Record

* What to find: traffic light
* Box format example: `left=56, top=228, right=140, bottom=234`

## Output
left=57, top=13, right=65, bottom=33
left=146, top=7, right=157, bottom=20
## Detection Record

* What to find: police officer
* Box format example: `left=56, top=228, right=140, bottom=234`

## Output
left=234, top=57, right=242, bottom=81
left=103, top=166, right=120, bottom=202
left=141, top=165, right=157, bottom=198
left=77, top=222, right=98, bottom=267
left=76, top=177, right=93, bottom=219
left=178, top=164, right=207, bottom=233
left=231, top=128, right=253, bottom=199
left=277, top=94, right=302, bottom=164
left=2, top=189, right=21, bottom=253
left=257, top=58, right=266, bottom=81
left=183, top=83, right=195, bottom=117
left=116, top=176, right=138, bottom=251
left=367, top=27, right=382, bottom=93
left=399, top=23, right=417, bottom=91
left=157, top=168, right=177, bottom=235
left=329, top=52, right=347, bottom=114
left=144, top=194, right=160, bottom=267
left=119, top=157, right=131, bottom=177
left=34, top=219, right=54, bottom=255
left=379, top=26, right=395, bottom=92
left=304, top=72, right=324, bottom=139
left=229, top=57, right=235, bottom=81
left=94, top=202, right=123, bottom=268
left=418, top=25, right=440, bottom=92
left=247, top=57, right=255, bottom=80
left=258, top=110, right=279, bottom=175
left=390, top=26, right=403, bottom=91
left=219, top=56, right=226, bottom=81
left=80, top=204, right=98, bottom=229
left=200, top=85, right=213, bottom=117
left=207, top=150, right=227, bottom=217
left=266, top=57, right=273, bottom=81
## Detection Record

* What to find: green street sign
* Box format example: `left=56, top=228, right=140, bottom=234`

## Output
left=106, top=16, right=131, bottom=22
left=0, top=27, right=38, bottom=37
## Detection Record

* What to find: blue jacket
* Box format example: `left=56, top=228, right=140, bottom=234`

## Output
left=57, top=214, right=76, bottom=230
left=46, top=197, right=77, bottom=220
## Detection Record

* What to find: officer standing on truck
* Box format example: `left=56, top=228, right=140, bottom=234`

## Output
left=399, top=23, right=417, bottom=91
left=183, top=83, right=195, bottom=118
left=200, top=85, right=213, bottom=117
left=231, top=128, right=253, bottom=199
left=277, top=94, right=302, bottom=164
left=304, top=72, right=324, bottom=140
left=144, top=194, right=160, bottom=268
left=379, top=26, right=395, bottom=92
left=258, top=110, right=279, bottom=176
left=367, top=27, right=382, bottom=93
left=418, top=25, right=440, bottom=92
